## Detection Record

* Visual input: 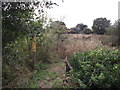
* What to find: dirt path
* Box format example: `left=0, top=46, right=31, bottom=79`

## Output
left=39, top=62, right=66, bottom=88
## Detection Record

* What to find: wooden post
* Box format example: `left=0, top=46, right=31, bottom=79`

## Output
left=64, top=57, right=71, bottom=74
left=32, top=36, right=36, bottom=70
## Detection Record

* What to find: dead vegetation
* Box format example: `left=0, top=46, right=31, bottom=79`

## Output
left=56, top=34, right=116, bottom=59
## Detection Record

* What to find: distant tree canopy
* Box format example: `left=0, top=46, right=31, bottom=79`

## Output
left=83, top=28, right=93, bottom=34
left=92, top=18, right=111, bottom=34
left=75, top=23, right=88, bottom=33
left=49, top=21, right=67, bottom=34
left=48, top=18, right=115, bottom=35
left=68, top=23, right=93, bottom=34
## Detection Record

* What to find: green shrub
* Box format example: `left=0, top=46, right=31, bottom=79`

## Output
left=36, top=34, right=59, bottom=63
left=69, top=49, right=120, bottom=88
left=103, top=26, right=119, bottom=47
left=2, top=36, right=32, bottom=86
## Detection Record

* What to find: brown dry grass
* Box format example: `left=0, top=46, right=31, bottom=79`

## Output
left=56, top=34, right=115, bottom=59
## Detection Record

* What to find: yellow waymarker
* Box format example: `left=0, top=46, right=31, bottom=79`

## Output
left=32, top=36, right=37, bottom=70
left=32, top=37, right=36, bottom=51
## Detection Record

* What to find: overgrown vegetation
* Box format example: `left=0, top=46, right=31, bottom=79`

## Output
left=2, top=1, right=59, bottom=87
left=2, top=0, right=120, bottom=89
left=69, top=49, right=120, bottom=88
left=101, top=19, right=119, bottom=47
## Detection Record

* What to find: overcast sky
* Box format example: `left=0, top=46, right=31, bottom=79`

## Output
left=47, top=0, right=119, bottom=29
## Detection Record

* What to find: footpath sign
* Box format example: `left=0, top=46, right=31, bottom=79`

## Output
left=32, top=37, right=36, bottom=70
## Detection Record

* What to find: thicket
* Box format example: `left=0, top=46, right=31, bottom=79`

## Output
left=69, top=49, right=120, bottom=88
left=2, top=1, right=59, bottom=87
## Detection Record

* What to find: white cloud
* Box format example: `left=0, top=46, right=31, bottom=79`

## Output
left=47, top=0, right=119, bottom=28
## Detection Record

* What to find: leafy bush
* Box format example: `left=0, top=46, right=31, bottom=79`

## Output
left=3, top=36, right=32, bottom=86
left=2, top=33, right=58, bottom=86
left=69, top=49, right=120, bottom=88
left=2, top=22, right=60, bottom=87
left=36, top=33, right=59, bottom=63
left=103, top=24, right=119, bottom=47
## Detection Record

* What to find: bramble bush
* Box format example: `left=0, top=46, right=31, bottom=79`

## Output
left=69, top=49, right=120, bottom=88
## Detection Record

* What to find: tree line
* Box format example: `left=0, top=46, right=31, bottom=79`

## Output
left=50, top=18, right=119, bottom=35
